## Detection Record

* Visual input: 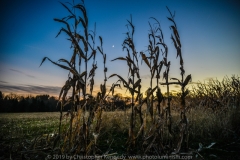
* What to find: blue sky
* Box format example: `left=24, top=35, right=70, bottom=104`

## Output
left=0, top=0, right=239, bottom=97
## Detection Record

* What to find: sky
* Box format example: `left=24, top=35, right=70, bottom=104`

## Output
left=0, top=0, right=240, bottom=97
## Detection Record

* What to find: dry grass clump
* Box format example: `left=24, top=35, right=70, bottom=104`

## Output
left=191, top=75, right=240, bottom=112
left=101, top=111, right=129, bottom=131
left=187, top=107, right=240, bottom=141
left=185, top=107, right=240, bottom=159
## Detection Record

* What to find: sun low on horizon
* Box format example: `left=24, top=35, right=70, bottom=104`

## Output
left=0, top=0, right=239, bottom=98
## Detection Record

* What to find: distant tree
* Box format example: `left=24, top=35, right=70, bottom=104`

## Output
left=0, top=92, right=78, bottom=112
left=47, top=96, right=58, bottom=112
left=18, top=96, right=27, bottom=112
left=0, top=91, right=3, bottom=100
left=0, top=91, right=3, bottom=112
left=29, top=98, right=38, bottom=112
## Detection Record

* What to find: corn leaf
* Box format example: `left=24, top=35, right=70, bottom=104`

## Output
left=183, top=74, right=192, bottom=87
left=133, top=79, right=141, bottom=89
left=167, top=17, right=176, bottom=27
left=171, top=35, right=178, bottom=50
left=99, top=36, right=103, bottom=47
left=74, top=4, right=88, bottom=26
left=111, top=57, right=128, bottom=61
left=40, top=57, right=75, bottom=74
left=140, top=52, right=151, bottom=68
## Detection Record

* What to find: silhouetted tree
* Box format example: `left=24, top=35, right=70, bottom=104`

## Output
left=0, top=91, right=128, bottom=112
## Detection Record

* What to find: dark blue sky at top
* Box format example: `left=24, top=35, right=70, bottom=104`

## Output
left=0, top=0, right=239, bottom=96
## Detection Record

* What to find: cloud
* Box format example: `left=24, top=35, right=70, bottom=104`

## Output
left=189, top=81, right=202, bottom=85
left=0, top=83, right=61, bottom=96
left=9, top=68, right=36, bottom=78
left=9, top=68, right=23, bottom=73
left=142, top=74, right=151, bottom=79
left=0, top=83, right=120, bottom=97
left=203, top=77, right=216, bottom=81
left=0, top=81, right=8, bottom=84
left=174, top=85, right=180, bottom=88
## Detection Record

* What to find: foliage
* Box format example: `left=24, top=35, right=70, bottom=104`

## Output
left=0, top=92, right=60, bottom=112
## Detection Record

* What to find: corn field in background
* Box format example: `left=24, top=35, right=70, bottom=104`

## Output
left=0, top=0, right=239, bottom=159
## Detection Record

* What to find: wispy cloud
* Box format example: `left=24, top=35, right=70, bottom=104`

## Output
left=189, top=81, right=202, bottom=85
left=204, top=77, right=216, bottom=81
left=0, top=81, right=8, bottom=84
left=0, top=84, right=116, bottom=97
left=174, top=85, right=180, bottom=88
left=0, top=84, right=61, bottom=96
left=9, top=69, right=22, bottom=73
left=142, top=74, right=151, bottom=79
left=9, top=68, right=36, bottom=78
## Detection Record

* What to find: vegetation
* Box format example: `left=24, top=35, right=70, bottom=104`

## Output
left=0, top=91, right=131, bottom=113
left=0, top=0, right=239, bottom=159
left=0, top=92, right=60, bottom=112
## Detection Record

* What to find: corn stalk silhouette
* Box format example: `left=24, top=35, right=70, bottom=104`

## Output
left=109, top=16, right=142, bottom=152
left=39, top=1, right=192, bottom=156
left=137, top=17, right=169, bottom=155
left=139, top=8, right=192, bottom=154
left=160, top=7, right=191, bottom=153
left=39, top=0, right=107, bottom=156
left=141, top=17, right=165, bottom=122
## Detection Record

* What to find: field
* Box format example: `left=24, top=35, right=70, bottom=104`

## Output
left=0, top=108, right=239, bottom=159
left=1, top=1, right=240, bottom=159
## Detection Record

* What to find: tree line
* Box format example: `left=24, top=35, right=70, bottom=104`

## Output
left=0, top=91, right=132, bottom=112
left=0, top=91, right=67, bottom=112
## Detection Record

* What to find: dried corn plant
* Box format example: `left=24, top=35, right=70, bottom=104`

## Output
left=108, top=8, right=192, bottom=155
left=39, top=0, right=108, bottom=156
left=134, top=7, right=193, bottom=155
left=192, top=75, right=240, bottom=112
left=109, top=16, right=142, bottom=153
left=159, top=7, right=192, bottom=153
left=140, top=18, right=164, bottom=121
left=138, top=18, right=166, bottom=154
